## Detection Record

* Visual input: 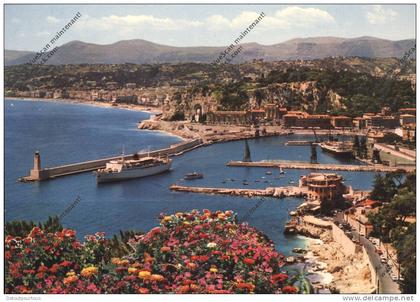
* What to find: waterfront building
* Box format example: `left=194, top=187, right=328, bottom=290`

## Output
left=364, top=114, right=399, bottom=129
left=299, top=173, right=347, bottom=212
left=399, top=107, right=416, bottom=116
left=206, top=111, right=251, bottom=125
left=331, top=116, right=353, bottom=128
left=284, top=113, right=331, bottom=129
left=344, top=199, right=381, bottom=237
left=402, top=123, right=416, bottom=142
left=399, top=114, right=416, bottom=126
left=353, top=117, right=367, bottom=129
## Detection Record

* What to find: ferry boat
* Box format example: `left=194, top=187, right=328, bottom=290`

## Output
left=184, top=172, right=203, bottom=180
left=95, top=156, right=172, bottom=183
left=319, top=141, right=353, bottom=157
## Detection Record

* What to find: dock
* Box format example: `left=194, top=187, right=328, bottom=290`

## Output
left=20, top=139, right=203, bottom=182
left=169, top=184, right=307, bottom=198
left=226, top=160, right=415, bottom=173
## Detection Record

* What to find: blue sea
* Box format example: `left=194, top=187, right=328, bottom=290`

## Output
left=5, top=99, right=377, bottom=255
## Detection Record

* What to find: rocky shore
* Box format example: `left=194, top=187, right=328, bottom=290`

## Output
left=289, top=218, right=376, bottom=294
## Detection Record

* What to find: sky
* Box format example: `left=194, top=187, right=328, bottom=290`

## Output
left=5, top=4, right=416, bottom=51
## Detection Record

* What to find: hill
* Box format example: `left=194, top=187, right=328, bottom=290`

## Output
left=5, top=36, right=415, bottom=65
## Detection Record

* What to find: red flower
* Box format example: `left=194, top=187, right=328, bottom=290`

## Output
left=271, top=273, right=288, bottom=283
left=63, top=229, right=76, bottom=237
left=243, top=258, right=255, bottom=265
left=49, top=264, right=60, bottom=274
left=282, top=285, right=297, bottom=294
left=5, top=235, right=14, bottom=244
left=60, top=260, right=72, bottom=267
left=5, top=251, right=11, bottom=260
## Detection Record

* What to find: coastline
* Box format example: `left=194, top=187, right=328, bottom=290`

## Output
left=287, top=216, right=376, bottom=294
left=6, top=97, right=184, bottom=142
left=5, top=96, right=162, bottom=115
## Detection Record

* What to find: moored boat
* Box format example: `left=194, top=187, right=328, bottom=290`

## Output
left=95, top=156, right=171, bottom=183
left=319, top=141, right=353, bottom=157
left=184, top=172, right=204, bottom=180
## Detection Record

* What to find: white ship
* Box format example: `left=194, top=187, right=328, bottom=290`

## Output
left=95, top=156, right=172, bottom=183
left=319, top=141, right=353, bottom=157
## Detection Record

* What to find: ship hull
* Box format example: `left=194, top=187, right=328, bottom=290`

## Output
left=320, top=145, right=353, bottom=157
left=96, top=162, right=171, bottom=183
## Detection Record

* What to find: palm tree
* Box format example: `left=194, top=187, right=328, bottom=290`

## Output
left=289, top=267, right=314, bottom=294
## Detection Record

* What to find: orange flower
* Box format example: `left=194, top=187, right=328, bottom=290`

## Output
left=80, top=266, right=98, bottom=278
left=282, top=285, right=297, bottom=294
left=150, top=274, right=165, bottom=282
left=138, top=270, right=151, bottom=279
left=138, top=287, right=149, bottom=294
left=160, top=246, right=171, bottom=253
left=63, top=275, right=78, bottom=285
left=236, top=282, right=255, bottom=292
left=128, top=267, right=138, bottom=274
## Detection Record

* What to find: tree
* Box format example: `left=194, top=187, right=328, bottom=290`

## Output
left=368, top=173, right=416, bottom=293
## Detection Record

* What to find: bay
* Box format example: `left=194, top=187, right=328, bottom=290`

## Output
left=5, top=99, right=377, bottom=255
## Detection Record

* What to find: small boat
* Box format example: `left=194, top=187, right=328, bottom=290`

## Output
left=289, top=180, right=296, bottom=184
left=184, top=172, right=203, bottom=180
left=265, top=171, right=272, bottom=175
left=243, top=182, right=249, bottom=185
left=279, top=167, right=285, bottom=175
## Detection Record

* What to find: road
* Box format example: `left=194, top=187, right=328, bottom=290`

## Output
left=336, top=215, right=401, bottom=294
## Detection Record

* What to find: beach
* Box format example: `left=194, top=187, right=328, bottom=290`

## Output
left=7, top=97, right=162, bottom=114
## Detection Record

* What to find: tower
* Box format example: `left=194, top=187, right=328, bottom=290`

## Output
left=310, top=143, right=318, bottom=164
left=30, top=151, right=48, bottom=180
left=33, top=151, right=41, bottom=171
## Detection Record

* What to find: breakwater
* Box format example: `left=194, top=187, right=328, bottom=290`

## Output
left=20, top=139, right=203, bottom=181
left=170, top=184, right=307, bottom=198
left=226, top=160, right=415, bottom=173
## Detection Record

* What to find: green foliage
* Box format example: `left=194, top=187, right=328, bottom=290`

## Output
left=369, top=173, right=399, bottom=202
left=289, top=268, right=314, bottom=294
left=368, top=172, right=416, bottom=293
left=5, top=216, right=63, bottom=237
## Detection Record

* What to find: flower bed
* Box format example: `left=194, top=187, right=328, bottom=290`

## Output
left=5, top=209, right=296, bottom=294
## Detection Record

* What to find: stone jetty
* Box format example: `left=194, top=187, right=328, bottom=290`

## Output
left=227, top=160, right=415, bottom=173
left=170, top=185, right=307, bottom=198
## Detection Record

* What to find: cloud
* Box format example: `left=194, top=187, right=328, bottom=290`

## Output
left=366, top=5, right=398, bottom=24
left=36, top=31, right=50, bottom=37
left=46, top=16, right=60, bottom=24
left=274, top=6, right=335, bottom=26
left=75, top=14, right=203, bottom=32
left=205, top=7, right=334, bottom=30
left=74, top=7, right=334, bottom=34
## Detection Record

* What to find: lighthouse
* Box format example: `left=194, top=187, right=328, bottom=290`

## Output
left=29, top=151, right=47, bottom=180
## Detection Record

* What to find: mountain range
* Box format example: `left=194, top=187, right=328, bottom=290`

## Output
left=5, top=36, right=415, bottom=65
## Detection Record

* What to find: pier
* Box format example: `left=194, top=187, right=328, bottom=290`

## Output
left=170, top=184, right=307, bottom=198
left=226, top=160, right=415, bottom=173
left=20, top=139, right=203, bottom=182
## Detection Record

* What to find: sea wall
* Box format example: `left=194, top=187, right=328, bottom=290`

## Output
left=331, top=224, right=362, bottom=257
left=24, top=139, right=203, bottom=181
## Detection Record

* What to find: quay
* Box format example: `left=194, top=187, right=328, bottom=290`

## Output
left=169, top=184, right=307, bottom=198
left=20, top=139, right=203, bottom=182
left=226, top=160, right=415, bottom=173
